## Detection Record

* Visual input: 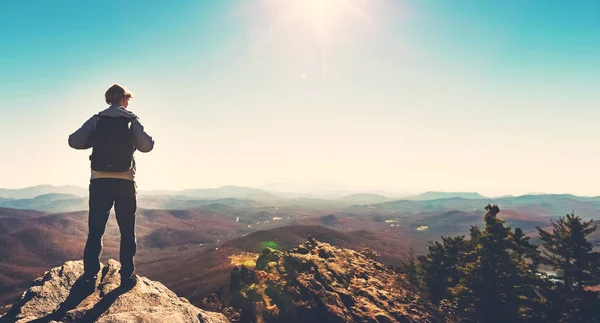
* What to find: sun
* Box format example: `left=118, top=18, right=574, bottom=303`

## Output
left=238, top=0, right=384, bottom=78
left=247, top=0, right=374, bottom=41
left=294, top=0, right=347, bottom=23
left=295, top=0, right=364, bottom=38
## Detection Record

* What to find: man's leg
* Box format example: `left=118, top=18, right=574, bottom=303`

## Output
left=114, top=180, right=137, bottom=279
left=83, top=179, right=114, bottom=277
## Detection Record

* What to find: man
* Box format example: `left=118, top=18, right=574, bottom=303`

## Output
left=69, top=84, right=154, bottom=288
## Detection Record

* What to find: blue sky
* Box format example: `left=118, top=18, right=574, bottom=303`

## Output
left=0, top=0, right=599, bottom=196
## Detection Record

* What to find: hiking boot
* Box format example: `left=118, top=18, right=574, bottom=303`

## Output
left=120, top=274, right=138, bottom=289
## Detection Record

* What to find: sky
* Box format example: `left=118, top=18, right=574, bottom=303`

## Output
left=0, top=0, right=599, bottom=196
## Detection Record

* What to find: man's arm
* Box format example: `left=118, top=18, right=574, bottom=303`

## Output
left=68, top=116, right=97, bottom=150
left=131, top=119, right=154, bottom=153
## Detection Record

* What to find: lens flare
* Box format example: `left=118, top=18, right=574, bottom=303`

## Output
left=261, top=240, right=281, bottom=250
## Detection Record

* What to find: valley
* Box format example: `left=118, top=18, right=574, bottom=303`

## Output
left=1, top=185, right=599, bottom=312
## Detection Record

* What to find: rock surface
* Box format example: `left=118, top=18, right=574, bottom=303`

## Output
left=0, top=259, right=229, bottom=323
left=230, top=237, right=443, bottom=323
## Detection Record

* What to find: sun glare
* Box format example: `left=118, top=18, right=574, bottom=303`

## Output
left=296, top=0, right=346, bottom=23
left=238, top=0, right=387, bottom=78
left=247, top=0, right=375, bottom=40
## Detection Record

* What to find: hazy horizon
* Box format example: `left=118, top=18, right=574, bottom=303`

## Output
left=2, top=1, right=599, bottom=197
left=0, top=182, right=595, bottom=199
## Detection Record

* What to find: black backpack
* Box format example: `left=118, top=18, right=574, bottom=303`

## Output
left=90, top=116, right=135, bottom=172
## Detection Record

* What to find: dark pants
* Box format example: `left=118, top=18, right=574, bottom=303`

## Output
left=83, top=178, right=137, bottom=277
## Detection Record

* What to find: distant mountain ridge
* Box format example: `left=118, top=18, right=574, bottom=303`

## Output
left=141, top=185, right=282, bottom=200
left=4, top=184, right=599, bottom=201
left=338, top=193, right=389, bottom=204
left=0, top=193, right=87, bottom=213
left=408, top=191, right=488, bottom=200
left=3, top=185, right=600, bottom=215
left=0, top=185, right=87, bottom=199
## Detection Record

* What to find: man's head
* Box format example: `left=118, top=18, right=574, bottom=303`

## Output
left=105, top=84, right=134, bottom=108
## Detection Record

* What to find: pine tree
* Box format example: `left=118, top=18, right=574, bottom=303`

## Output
left=451, top=204, right=537, bottom=323
left=418, top=235, right=470, bottom=304
left=511, top=227, right=546, bottom=321
left=537, top=213, right=600, bottom=322
left=402, top=247, right=418, bottom=286
left=512, top=227, right=540, bottom=265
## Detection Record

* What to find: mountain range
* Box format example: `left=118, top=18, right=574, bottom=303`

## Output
left=1, top=193, right=598, bottom=308
left=3, top=185, right=600, bottom=214
left=1, top=184, right=599, bottom=319
left=407, top=191, right=487, bottom=200
left=0, top=184, right=511, bottom=201
left=0, top=185, right=87, bottom=199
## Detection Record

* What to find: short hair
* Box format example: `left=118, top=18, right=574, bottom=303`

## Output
left=105, top=84, right=135, bottom=105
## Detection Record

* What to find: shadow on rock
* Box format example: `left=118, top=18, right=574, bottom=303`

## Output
left=27, top=279, right=134, bottom=323
left=1, top=260, right=230, bottom=323
left=29, top=276, right=96, bottom=323
left=79, top=284, right=134, bottom=322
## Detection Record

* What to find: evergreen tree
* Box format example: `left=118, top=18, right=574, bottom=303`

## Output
left=418, top=235, right=470, bottom=304
left=451, top=204, right=537, bottom=323
left=416, top=206, right=599, bottom=322
left=537, top=213, right=598, bottom=292
left=512, top=227, right=540, bottom=265
left=536, top=213, right=600, bottom=322
left=402, top=247, right=419, bottom=286
left=511, top=227, right=545, bottom=321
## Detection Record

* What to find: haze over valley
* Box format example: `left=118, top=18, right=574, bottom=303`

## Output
left=2, top=184, right=599, bottom=312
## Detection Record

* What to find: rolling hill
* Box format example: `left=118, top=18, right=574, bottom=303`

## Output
left=0, top=194, right=87, bottom=213
left=408, top=191, right=488, bottom=200
left=135, top=224, right=414, bottom=307
left=2, top=192, right=599, bottom=311
left=0, top=185, right=87, bottom=199
left=338, top=193, right=389, bottom=204
left=0, top=206, right=252, bottom=305
left=141, top=185, right=282, bottom=201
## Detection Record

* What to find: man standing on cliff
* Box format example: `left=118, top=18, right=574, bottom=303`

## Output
left=69, top=84, right=154, bottom=288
